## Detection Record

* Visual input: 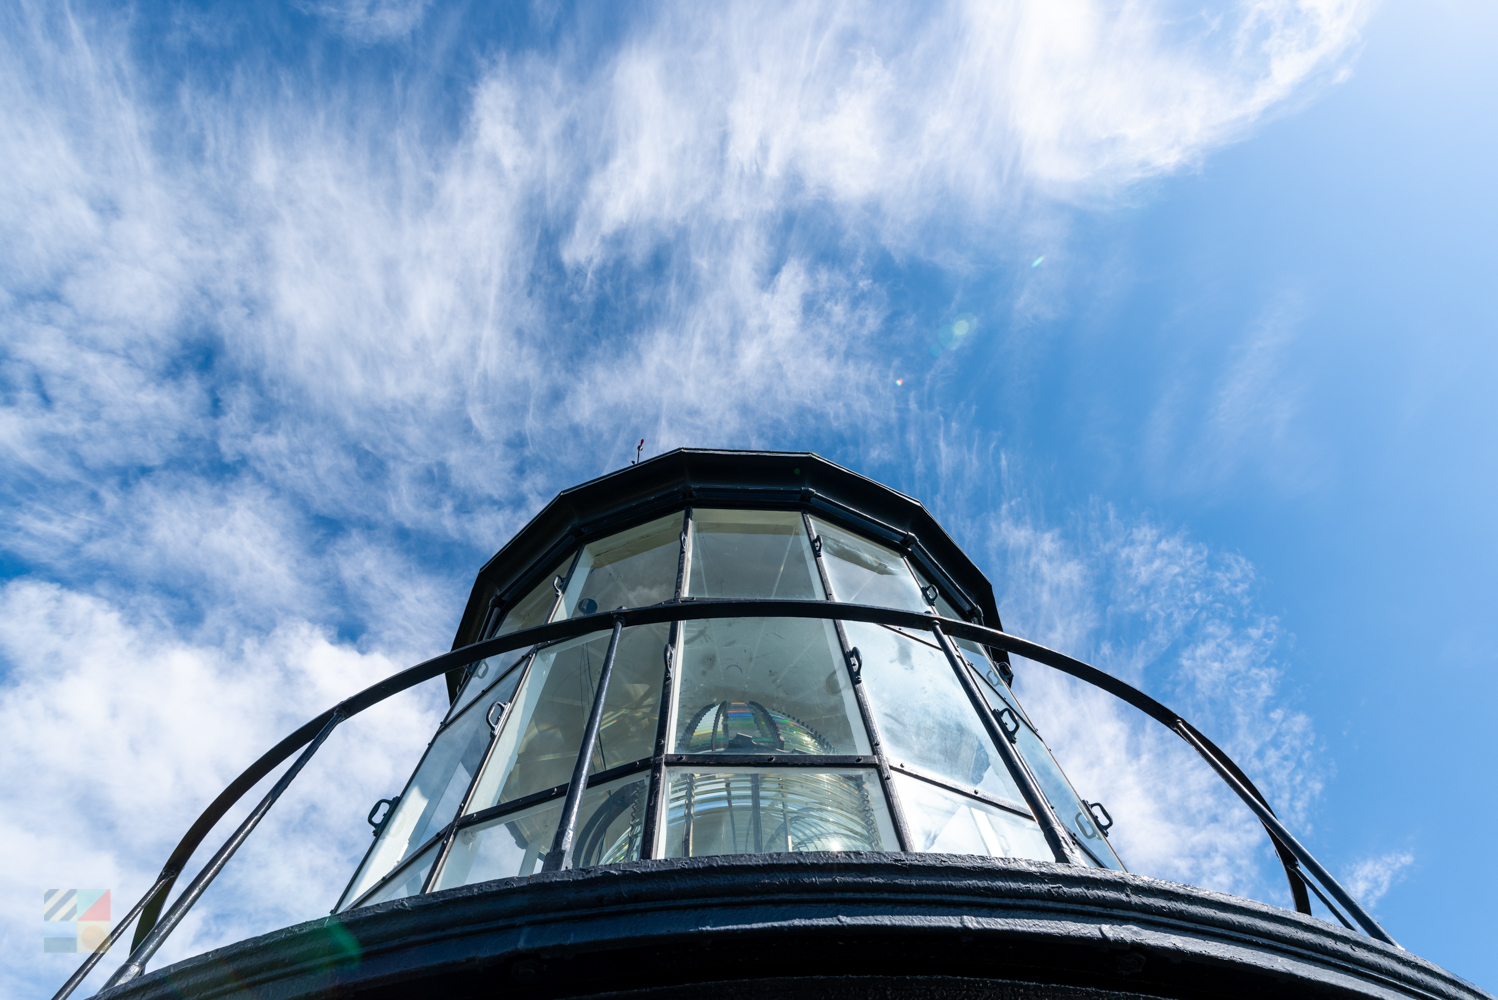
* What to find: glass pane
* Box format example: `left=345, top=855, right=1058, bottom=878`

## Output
left=356, top=841, right=438, bottom=908
left=562, top=514, right=682, bottom=617
left=664, top=768, right=895, bottom=857
left=497, top=556, right=572, bottom=635
left=892, top=771, right=1052, bottom=860
left=465, top=625, right=666, bottom=813
left=435, top=775, right=650, bottom=890
left=973, top=675, right=1123, bottom=869
left=447, top=648, right=531, bottom=723
left=341, top=692, right=499, bottom=907
left=687, top=509, right=822, bottom=599
left=571, top=775, right=649, bottom=868
left=811, top=518, right=929, bottom=612
left=674, top=617, right=869, bottom=756
left=433, top=796, right=564, bottom=888
left=589, top=623, right=668, bottom=774
left=911, top=566, right=998, bottom=674
left=844, top=621, right=1024, bottom=806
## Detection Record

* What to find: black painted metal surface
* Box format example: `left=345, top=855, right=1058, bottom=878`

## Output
left=94, top=856, right=1487, bottom=1000
left=101, top=597, right=1382, bottom=976
left=449, top=450, right=1007, bottom=681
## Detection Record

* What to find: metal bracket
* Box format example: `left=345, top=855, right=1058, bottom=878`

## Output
left=367, top=796, right=399, bottom=836
left=811, top=535, right=823, bottom=555
left=553, top=575, right=565, bottom=596
left=487, top=701, right=511, bottom=732
left=1086, top=800, right=1114, bottom=836
left=846, top=646, right=862, bottom=681
left=993, top=706, right=1020, bottom=742
left=922, top=584, right=939, bottom=605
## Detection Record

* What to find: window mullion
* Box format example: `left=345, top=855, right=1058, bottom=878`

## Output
left=542, top=618, right=626, bottom=872
left=803, top=510, right=913, bottom=852
left=640, top=620, right=679, bottom=859
left=419, top=686, right=522, bottom=894
left=929, top=621, right=1081, bottom=865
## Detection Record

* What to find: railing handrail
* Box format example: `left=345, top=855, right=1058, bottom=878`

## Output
left=56, top=598, right=1395, bottom=1000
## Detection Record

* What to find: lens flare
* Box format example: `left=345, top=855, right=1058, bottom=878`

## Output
left=929, top=313, right=979, bottom=357
left=1032, top=256, right=1045, bottom=267
left=895, top=378, right=904, bottom=386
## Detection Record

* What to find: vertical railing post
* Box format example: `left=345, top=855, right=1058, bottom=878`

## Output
left=803, top=511, right=914, bottom=852
left=640, top=621, right=678, bottom=859
left=101, top=708, right=346, bottom=989
left=930, top=622, right=1080, bottom=865
left=543, top=617, right=625, bottom=872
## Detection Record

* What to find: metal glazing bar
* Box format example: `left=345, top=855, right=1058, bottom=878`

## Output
left=1174, top=722, right=1398, bottom=947
left=50, top=874, right=173, bottom=1000
left=641, top=621, right=678, bottom=858
left=345, top=827, right=448, bottom=910
left=541, top=547, right=585, bottom=628
left=665, top=754, right=877, bottom=767
left=543, top=618, right=626, bottom=872
left=442, top=758, right=655, bottom=841
left=421, top=698, right=514, bottom=893
left=332, top=649, right=536, bottom=912
left=104, top=709, right=345, bottom=988
left=885, top=763, right=1032, bottom=820
left=675, top=508, right=692, bottom=600
left=109, top=598, right=1364, bottom=970
left=930, top=622, right=1078, bottom=865
left=803, top=511, right=913, bottom=851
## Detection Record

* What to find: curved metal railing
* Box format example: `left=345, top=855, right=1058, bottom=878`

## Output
left=55, top=598, right=1397, bottom=1000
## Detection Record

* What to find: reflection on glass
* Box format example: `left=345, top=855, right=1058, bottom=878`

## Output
left=358, top=842, right=438, bottom=908
left=435, top=776, right=649, bottom=889
left=447, top=648, right=530, bottom=723
left=687, top=509, right=822, bottom=599
left=571, top=776, right=649, bottom=868
left=497, top=556, right=572, bottom=635
left=434, top=796, right=563, bottom=887
left=811, top=518, right=929, bottom=612
left=466, top=626, right=665, bottom=813
left=674, top=618, right=867, bottom=756
left=973, top=675, right=1123, bottom=869
left=563, top=514, right=682, bottom=617
left=342, top=692, right=500, bottom=907
left=892, top=771, right=1052, bottom=860
left=665, top=768, right=894, bottom=857
left=845, top=621, right=1024, bottom=805
left=587, top=623, right=668, bottom=775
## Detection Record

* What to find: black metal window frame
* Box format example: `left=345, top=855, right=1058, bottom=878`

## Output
left=351, top=503, right=1018, bottom=904
left=56, top=505, right=1399, bottom=1000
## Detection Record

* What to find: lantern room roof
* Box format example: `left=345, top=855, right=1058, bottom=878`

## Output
left=450, top=449, right=1003, bottom=655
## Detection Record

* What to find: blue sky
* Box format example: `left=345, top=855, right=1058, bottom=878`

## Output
left=4, top=0, right=1495, bottom=994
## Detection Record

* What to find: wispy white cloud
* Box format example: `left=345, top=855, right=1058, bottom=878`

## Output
left=0, top=580, right=442, bottom=993
left=296, top=0, right=431, bottom=42
left=1345, top=849, right=1415, bottom=908
left=0, top=0, right=1370, bottom=992
left=992, top=502, right=1321, bottom=903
